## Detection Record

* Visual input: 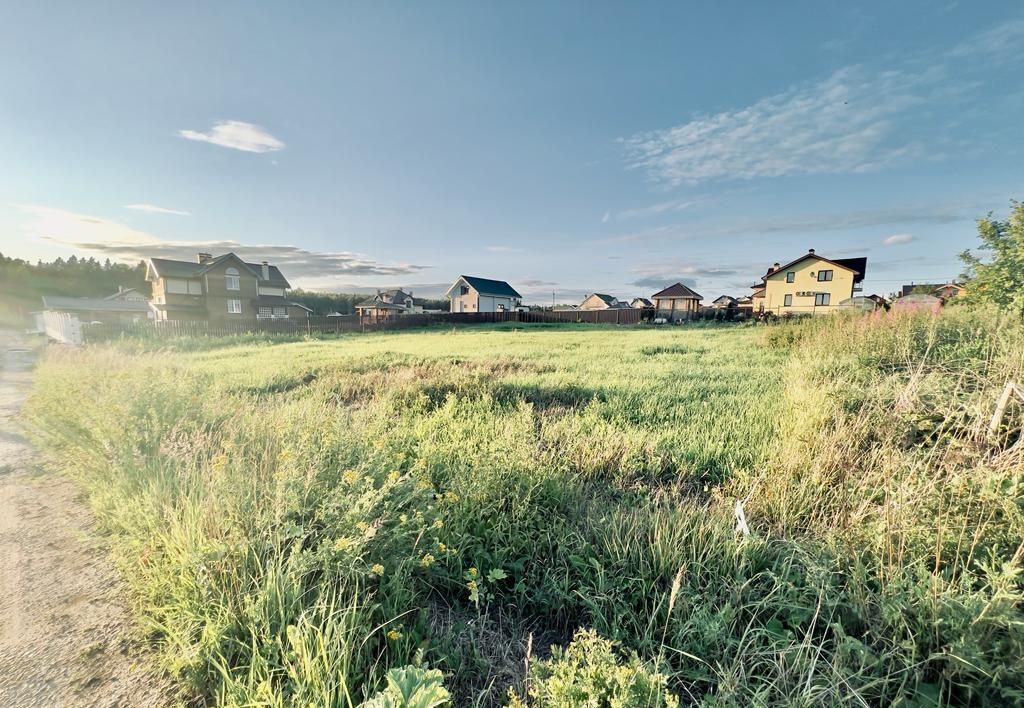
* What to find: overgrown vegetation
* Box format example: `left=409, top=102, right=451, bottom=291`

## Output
left=959, top=199, right=1024, bottom=319
left=24, top=314, right=1024, bottom=706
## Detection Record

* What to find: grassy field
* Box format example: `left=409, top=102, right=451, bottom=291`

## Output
left=24, top=316, right=1024, bottom=706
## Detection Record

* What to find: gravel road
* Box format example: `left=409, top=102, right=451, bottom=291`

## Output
left=0, top=333, right=170, bottom=707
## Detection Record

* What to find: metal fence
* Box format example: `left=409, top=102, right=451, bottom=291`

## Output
left=79, top=309, right=651, bottom=343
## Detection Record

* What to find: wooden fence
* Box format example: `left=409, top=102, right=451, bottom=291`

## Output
left=79, top=309, right=650, bottom=343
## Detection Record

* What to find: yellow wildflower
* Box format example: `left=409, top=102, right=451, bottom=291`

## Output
left=446, top=492, right=460, bottom=503
left=386, top=628, right=402, bottom=641
left=420, top=553, right=436, bottom=568
left=433, top=519, right=444, bottom=529
left=466, top=579, right=478, bottom=591
left=371, top=563, right=385, bottom=576
left=467, top=567, right=478, bottom=579
left=342, top=469, right=358, bottom=485
left=399, top=514, right=409, bottom=523
left=387, top=470, right=400, bottom=483
left=356, top=521, right=369, bottom=532
left=437, top=542, right=447, bottom=553
left=333, top=537, right=353, bottom=551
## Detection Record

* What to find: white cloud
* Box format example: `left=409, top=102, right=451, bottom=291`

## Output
left=601, top=211, right=610, bottom=223
left=622, top=65, right=938, bottom=185
left=16, top=205, right=427, bottom=281
left=883, top=233, right=914, bottom=245
left=124, top=204, right=190, bottom=216
left=950, top=18, right=1024, bottom=59
left=178, top=120, right=285, bottom=153
left=486, top=245, right=522, bottom=253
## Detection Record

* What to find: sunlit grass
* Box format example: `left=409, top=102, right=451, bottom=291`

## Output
left=24, top=316, right=1024, bottom=705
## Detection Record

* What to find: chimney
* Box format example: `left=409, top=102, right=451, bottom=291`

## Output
left=808, top=248, right=815, bottom=254
left=261, top=261, right=270, bottom=280
left=197, top=252, right=213, bottom=264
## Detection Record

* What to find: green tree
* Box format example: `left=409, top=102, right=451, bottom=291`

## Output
left=959, top=199, right=1024, bottom=318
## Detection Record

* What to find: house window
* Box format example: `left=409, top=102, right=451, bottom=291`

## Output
left=497, top=303, right=506, bottom=312
left=167, top=279, right=202, bottom=295
left=784, top=294, right=793, bottom=306
left=228, top=299, right=242, bottom=314
left=273, top=307, right=287, bottom=317
left=817, top=270, right=833, bottom=282
left=460, top=285, right=469, bottom=296
left=258, top=307, right=272, bottom=318
left=225, top=267, right=240, bottom=291
left=786, top=271, right=795, bottom=283
left=815, top=293, right=831, bottom=306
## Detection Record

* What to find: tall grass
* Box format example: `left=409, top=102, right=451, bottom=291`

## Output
left=23, top=317, right=1024, bottom=705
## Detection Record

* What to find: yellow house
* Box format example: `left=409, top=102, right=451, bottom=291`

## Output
left=754, top=249, right=866, bottom=315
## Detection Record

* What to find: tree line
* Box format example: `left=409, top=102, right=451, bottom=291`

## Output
left=0, top=253, right=149, bottom=324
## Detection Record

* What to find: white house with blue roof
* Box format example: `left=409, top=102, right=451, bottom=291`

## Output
left=446, top=275, right=522, bottom=313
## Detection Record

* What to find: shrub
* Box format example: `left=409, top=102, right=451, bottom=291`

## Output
left=506, top=629, right=678, bottom=708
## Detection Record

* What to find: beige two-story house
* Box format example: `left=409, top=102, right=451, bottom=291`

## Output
left=146, top=252, right=303, bottom=322
left=754, top=249, right=866, bottom=315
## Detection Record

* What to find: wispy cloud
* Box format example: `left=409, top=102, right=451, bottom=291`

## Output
left=950, top=17, right=1024, bottom=60
left=17, top=205, right=426, bottom=281
left=601, top=211, right=610, bottom=223
left=124, top=204, right=190, bottom=216
left=753, top=204, right=967, bottom=233
left=622, top=65, right=936, bottom=185
left=616, top=197, right=701, bottom=220
left=594, top=199, right=976, bottom=248
left=179, top=120, right=285, bottom=153
left=883, top=233, right=914, bottom=245
left=627, top=262, right=739, bottom=290
left=485, top=245, right=522, bottom=253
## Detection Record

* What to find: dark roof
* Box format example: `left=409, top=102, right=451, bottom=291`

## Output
left=356, top=289, right=415, bottom=309
left=900, top=282, right=962, bottom=297
left=630, top=297, right=653, bottom=307
left=713, top=295, right=738, bottom=304
left=651, top=282, right=703, bottom=300
left=42, top=295, right=149, bottom=313
left=456, top=276, right=521, bottom=298
left=147, top=253, right=291, bottom=288
left=590, top=293, right=618, bottom=305
left=288, top=301, right=314, bottom=312
left=763, top=252, right=867, bottom=285
left=832, top=257, right=867, bottom=284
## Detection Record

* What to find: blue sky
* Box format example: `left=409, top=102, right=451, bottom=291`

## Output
left=1, top=1, right=1022, bottom=302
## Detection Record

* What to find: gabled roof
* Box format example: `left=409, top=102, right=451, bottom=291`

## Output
left=713, top=295, right=737, bottom=304
left=584, top=293, right=628, bottom=308
left=42, top=295, right=150, bottom=313
left=630, top=297, right=653, bottom=307
left=651, top=282, right=703, bottom=300
left=448, top=275, right=521, bottom=298
left=146, top=253, right=291, bottom=288
left=356, top=289, right=415, bottom=309
left=763, top=252, right=867, bottom=284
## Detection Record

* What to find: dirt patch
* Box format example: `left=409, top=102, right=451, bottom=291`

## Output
left=0, top=333, right=171, bottom=707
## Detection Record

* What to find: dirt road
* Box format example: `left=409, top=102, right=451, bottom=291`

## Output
left=0, top=333, right=170, bottom=707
